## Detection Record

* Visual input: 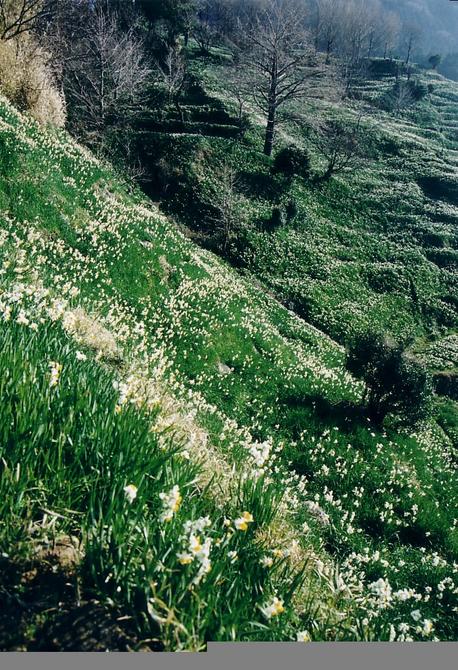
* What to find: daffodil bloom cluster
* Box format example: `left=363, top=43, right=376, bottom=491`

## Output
left=123, top=484, right=138, bottom=504
left=234, top=511, right=254, bottom=531
left=368, top=578, right=392, bottom=609
left=49, top=361, right=62, bottom=388
left=159, top=485, right=182, bottom=522
left=260, top=595, right=285, bottom=620
left=177, top=517, right=213, bottom=584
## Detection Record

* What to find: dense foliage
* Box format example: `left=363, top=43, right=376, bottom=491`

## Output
left=347, top=332, right=433, bottom=426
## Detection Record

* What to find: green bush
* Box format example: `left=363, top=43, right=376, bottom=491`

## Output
left=270, top=206, right=285, bottom=230
left=347, top=332, right=433, bottom=426
left=285, top=199, right=298, bottom=223
left=272, top=146, right=311, bottom=180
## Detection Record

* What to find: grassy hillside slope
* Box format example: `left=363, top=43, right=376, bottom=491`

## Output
left=148, top=56, right=458, bottom=352
left=0, top=90, right=457, bottom=649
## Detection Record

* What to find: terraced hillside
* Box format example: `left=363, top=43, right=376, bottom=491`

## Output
left=0, top=83, right=457, bottom=651
left=139, top=54, right=458, bottom=392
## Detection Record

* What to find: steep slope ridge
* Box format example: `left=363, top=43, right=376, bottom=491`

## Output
left=0, top=95, right=456, bottom=647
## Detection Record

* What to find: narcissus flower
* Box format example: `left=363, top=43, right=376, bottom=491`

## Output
left=297, top=630, right=311, bottom=642
left=411, top=610, right=421, bottom=622
left=159, top=485, right=182, bottom=522
left=177, top=552, right=193, bottom=565
left=49, top=361, right=62, bottom=388
left=260, top=596, right=285, bottom=619
left=234, top=511, right=254, bottom=531
left=260, top=555, right=273, bottom=568
left=189, top=534, right=203, bottom=555
left=123, top=484, right=138, bottom=504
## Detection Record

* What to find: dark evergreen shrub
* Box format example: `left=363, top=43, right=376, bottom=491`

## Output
left=270, top=206, right=285, bottom=229
left=426, top=249, right=458, bottom=269
left=285, top=199, right=298, bottom=223
left=347, top=332, right=433, bottom=427
left=272, top=146, right=311, bottom=179
left=367, top=58, right=404, bottom=77
left=421, top=231, right=447, bottom=248
left=410, top=80, right=428, bottom=101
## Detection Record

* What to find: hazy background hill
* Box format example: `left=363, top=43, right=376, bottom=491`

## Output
left=383, top=0, right=458, bottom=54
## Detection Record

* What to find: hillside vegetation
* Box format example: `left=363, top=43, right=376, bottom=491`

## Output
left=0, top=0, right=457, bottom=653
left=141, top=53, right=458, bottom=351
left=0, top=44, right=457, bottom=648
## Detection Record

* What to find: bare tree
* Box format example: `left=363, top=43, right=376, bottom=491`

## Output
left=334, top=0, right=374, bottom=95
left=385, top=80, right=415, bottom=116
left=193, top=0, right=221, bottom=54
left=314, top=0, right=345, bottom=64
left=194, top=18, right=219, bottom=54
left=207, top=162, right=244, bottom=253
left=403, top=22, right=422, bottom=66
left=155, top=45, right=187, bottom=120
left=380, top=10, right=400, bottom=60
left=238, top=0, right=312, bottom=157
left=0, top=0, right=55, bottom=41
left=222, top=57, right=254, bottom=134
left=311, top=115, right=365, bottom=181
left=64, top=10, right=151, bottom=145
left=365, top=1, right=387, bottom=58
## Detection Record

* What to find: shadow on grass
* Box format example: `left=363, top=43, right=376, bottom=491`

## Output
left=0, top=551, right=163, bottom=652
left=280, top=393, right=367, bottom=438
left=236, top=171, right=285, bottom=201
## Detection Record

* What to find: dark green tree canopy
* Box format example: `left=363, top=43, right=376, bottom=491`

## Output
left=347, top=331, right=433, bottom=427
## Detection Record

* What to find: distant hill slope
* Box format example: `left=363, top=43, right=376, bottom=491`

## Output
left=0, top=92, right=457, bottom=647
left=382, top=0, right=458, bottom=55
left=142, top=54, right=457, bottom=378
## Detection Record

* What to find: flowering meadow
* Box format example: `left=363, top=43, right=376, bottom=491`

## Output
left=0, top=89, right=457, bottom=649
left=171, top=60, right=458, bottom=354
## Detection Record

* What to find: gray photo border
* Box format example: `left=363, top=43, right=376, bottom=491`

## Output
left=0, top=644, right=457, bottom=670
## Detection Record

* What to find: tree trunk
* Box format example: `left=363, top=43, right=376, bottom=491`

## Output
left=405, top=38, right=412, bottom=66
left=368, top=35, right=374, bottom=59
left=263, top=104, right=276, bottom=157
left=263, top=56, right=278, bottom=157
